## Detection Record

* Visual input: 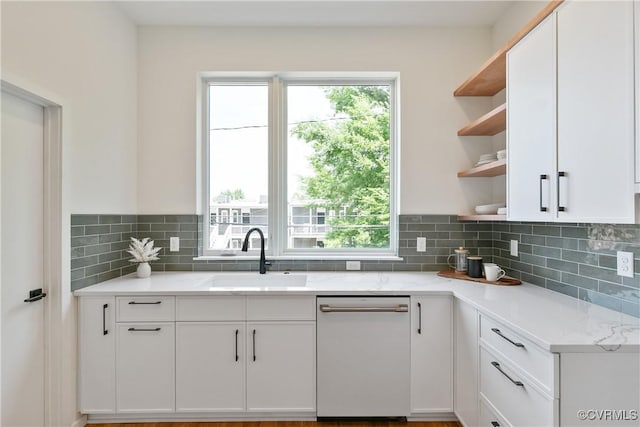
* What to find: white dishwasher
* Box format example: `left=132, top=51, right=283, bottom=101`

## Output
left=316, top=296, right=410, bottom=418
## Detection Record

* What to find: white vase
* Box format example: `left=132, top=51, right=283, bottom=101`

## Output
left=136, top=262, right=151, bottom=278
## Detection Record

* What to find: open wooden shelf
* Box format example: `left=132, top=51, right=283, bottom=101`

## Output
left=453, top=0, right=564, bottom=96
left=457, top=159, right=506, bottom=178
left=457, top=214, right=506, bottom=221
left=458, top=104, right=506, bottom=136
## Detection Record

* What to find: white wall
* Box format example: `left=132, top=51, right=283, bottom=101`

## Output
left=137, top=26, right=497, bottom=215
left=2, top=1, right=138, bottom=214
left=1, top=2, right=137, bottom=426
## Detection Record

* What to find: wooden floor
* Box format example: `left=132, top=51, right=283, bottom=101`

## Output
left=89, top=422, right=461, bottom=427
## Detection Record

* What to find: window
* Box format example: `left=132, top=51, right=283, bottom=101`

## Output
left=201, top=74, right=398, bottom=258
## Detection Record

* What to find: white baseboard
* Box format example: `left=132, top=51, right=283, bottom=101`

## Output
left=408, top=412, right=458, bottom=422
left=71, top=414, right=87, bottom=427
left=86, top=412, right=316, bottom=424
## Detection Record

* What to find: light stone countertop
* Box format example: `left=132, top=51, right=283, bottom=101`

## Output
left=74, top=271, right=640, bottom=354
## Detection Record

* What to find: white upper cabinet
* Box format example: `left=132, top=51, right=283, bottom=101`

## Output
left=556, top=0, right=635, bottom=223
left=507, top=14, right=556, bottom=222
left=507, top=0, right=636, bottom=223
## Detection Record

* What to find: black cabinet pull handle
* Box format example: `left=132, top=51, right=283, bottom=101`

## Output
left=491, top=422, right=500, bottom=427
left=417, top=302, right=422, bottom=334
left=491, top=361, right=524, bottom=387
left=24, top=288, right=46, bottom=303
left=491, top=327, right=525, bottom=348
left=235, top=329, right=239, bottom=362
left=252, top=329, right=256, bottom=362
left=557, top=171, right=567, bottom=212
left=128, top=327, right=161, bottom=332
left=128, top=301, right=162, bottom=305
left=539, top=174, right=548, bottom=212
left=103, top=304, right=109, bottom=335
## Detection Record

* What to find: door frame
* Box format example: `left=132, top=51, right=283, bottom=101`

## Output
left=1, top=78, right=63, bottom=427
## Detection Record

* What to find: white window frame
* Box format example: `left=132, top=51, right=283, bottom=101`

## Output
left=198, top=72, right=399, bottom=259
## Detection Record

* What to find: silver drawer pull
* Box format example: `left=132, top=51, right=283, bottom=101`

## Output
left=128, top=327, right=161, bottom=332
left=491, top=361, right=524, bottom=387
left=319, top=304, right=408, bottom=313
left=491, top=327, right=525, bottom=348
left=128, top=301, right=162, bottom=305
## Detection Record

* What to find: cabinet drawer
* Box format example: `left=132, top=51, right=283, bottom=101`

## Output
left=116, top=296, right=175, bottom=322
left=479, top=396, right=511, bottom=427
left=247, top=296, right=315, bottom=321
left=176, top=296, right=245, bottom=321
left=480, top=314, right=554, bottom=395
left=480, top=346, right=557, bottom=427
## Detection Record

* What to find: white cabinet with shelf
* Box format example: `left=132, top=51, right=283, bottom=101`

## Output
left=508, top=0, right=635, bottom=223
left=410, top=296, right=453, bottom=415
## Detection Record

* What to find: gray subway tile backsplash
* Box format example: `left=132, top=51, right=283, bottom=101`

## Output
left=70, top=214, right=640, bottom=317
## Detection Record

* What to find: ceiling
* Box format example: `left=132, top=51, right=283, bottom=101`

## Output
left=115, top=1, right=515, bottom=27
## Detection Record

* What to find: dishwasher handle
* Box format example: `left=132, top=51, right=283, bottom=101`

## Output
left=319, top=304, right=409, bottom=313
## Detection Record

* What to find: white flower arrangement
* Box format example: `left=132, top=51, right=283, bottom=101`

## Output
left=127, top=237, right=162, bottom=263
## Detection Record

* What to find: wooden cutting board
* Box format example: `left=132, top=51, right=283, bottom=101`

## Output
left=437, top=269, right=521, bottom=286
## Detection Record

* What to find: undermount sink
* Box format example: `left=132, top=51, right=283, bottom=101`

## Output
left=201, top=273, right=308, bottom=288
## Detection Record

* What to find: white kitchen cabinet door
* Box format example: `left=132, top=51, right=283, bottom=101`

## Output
left=116, top=323, right=175, bottom=413
left=454, top=299, right=479, bottom=427
left=557, top=0, right=635, bottom=223
left=246, top=322, right=316, bottom=412
left=176, top=322, right=245, bottom=412
left=78, top=297, right=116, bottom=414
left=410, top=296, right=453, bottom=414
left=507, top=13, right=556, bottom=222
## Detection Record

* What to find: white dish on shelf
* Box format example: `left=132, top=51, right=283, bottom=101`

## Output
left=475, top=203, right=506, bottom=215
left=497, top=207, right=507, bottom=215
left=479, top=153, right=498, bottom=161
left=497, top=149, right=507, bottom=160
left=474, top=159, right=497, bottom=167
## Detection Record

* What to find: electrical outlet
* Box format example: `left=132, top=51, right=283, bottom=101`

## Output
left=346, top=261, right=361, bottom=271
left=510, top=240, right=518, bottom=257
left=170, top=237, right=180, bottom=252
left=617, top=251, right=634, bottom=278
left=416, top=237, right=427, bottom=252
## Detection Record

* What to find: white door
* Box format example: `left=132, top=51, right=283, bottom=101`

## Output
left=1, top=91, right=46, bottom=427
left=557, top=1, right=635, bottom=223
left=176, top=322, right=245, bottom=412
left=453, top=298, right=479, bottom=427
left=507, top=14, right=556, bottom=221
left=246, top=322, right=316, bottom=412
left=116, top=323, right=175, bottom=413
left=410, top=296, right=453, bottom=413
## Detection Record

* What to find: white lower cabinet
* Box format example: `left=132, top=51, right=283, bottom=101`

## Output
left=175, top=322, right=245, bottom=412
left=246, top=322, right=316, bottom=412
left=116, top=322, right=175, bottom=413
left=454, top=298, right=479, bottom=427
left=78, top=296, right=116, bottom=414
left=410, top=295, right=453, bottom=414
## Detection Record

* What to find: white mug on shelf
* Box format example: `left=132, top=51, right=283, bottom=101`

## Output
left=484, top=264, right=506, bottom=282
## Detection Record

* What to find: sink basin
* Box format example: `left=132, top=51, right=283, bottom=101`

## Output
left=202, top=273, right=307, bottom=288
